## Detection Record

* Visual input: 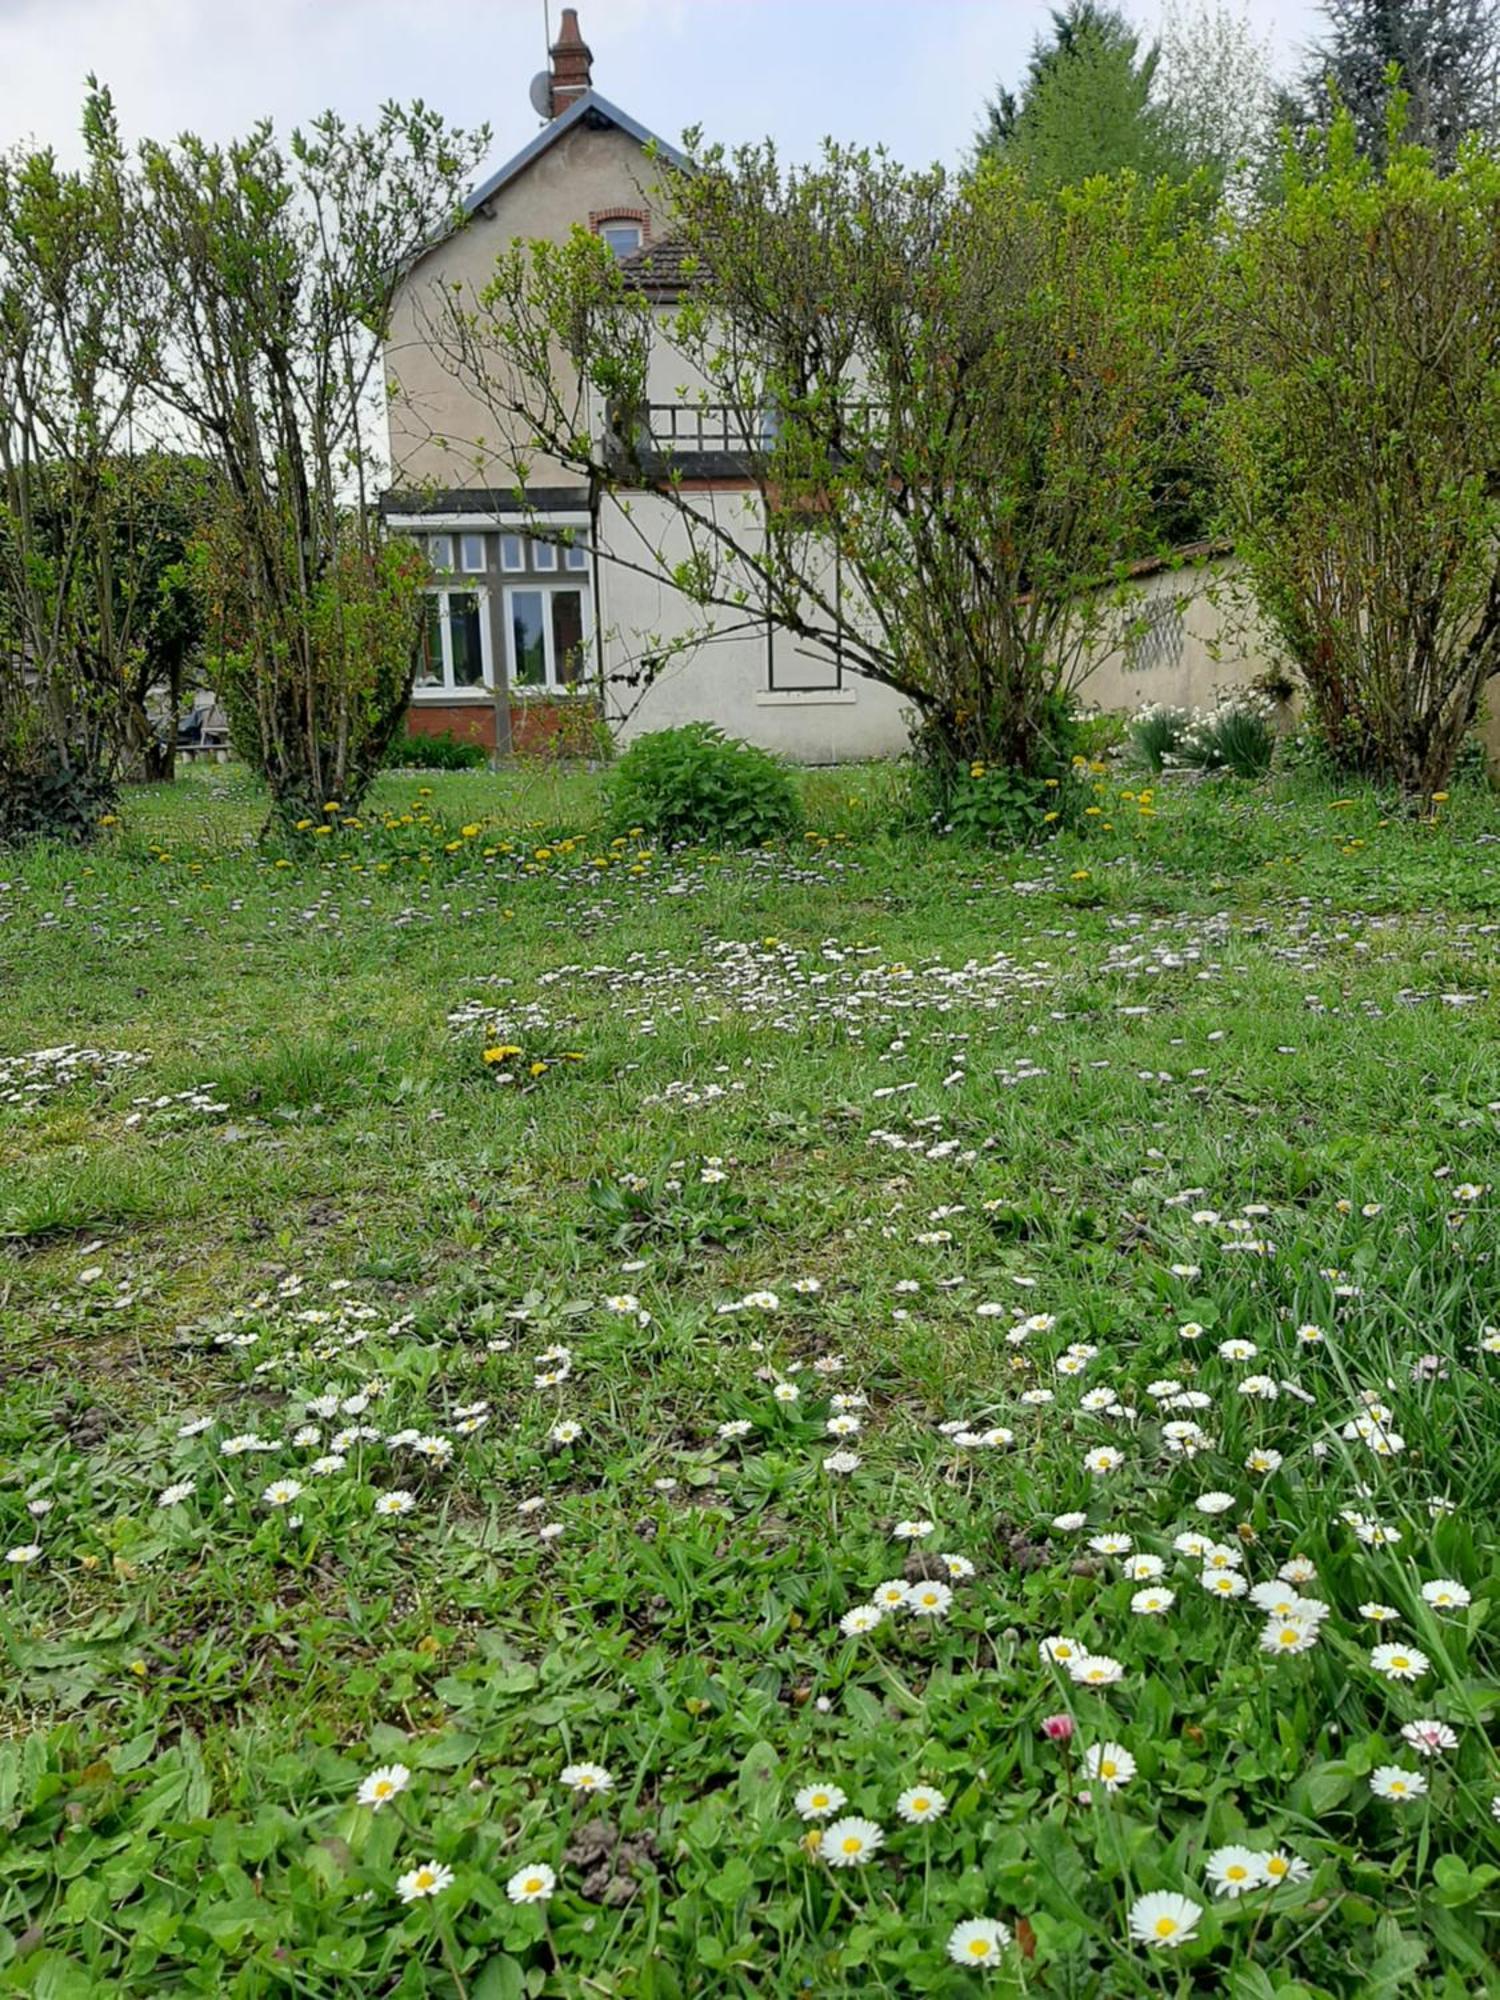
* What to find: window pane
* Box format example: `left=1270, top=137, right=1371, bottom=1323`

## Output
left=500, top=533, right=525, bottom=571
left=532, top=538, right=558, bottom=571
left=460, top=533, right=486, bottom=573
left=428, top=535, right=454, bottom=573
left=416, top=596, right=444, bottom=686
left=602, top=224, right=642, bottom=258
left=565, top=540, right=589, bottom=571
left=510, top=590, right=546, bottom=686
left=551, top=589, right=587, bottom=685
left=448, top=591, right=484, bottom=687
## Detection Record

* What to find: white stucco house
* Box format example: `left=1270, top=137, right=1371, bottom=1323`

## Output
left=381, top=9, right=1282, bottom=764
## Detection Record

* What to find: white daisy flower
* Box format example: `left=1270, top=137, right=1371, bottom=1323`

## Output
left=818, top=1816, right=884, bottom=1866
left=946, top=1917, right=1011, bottom=1966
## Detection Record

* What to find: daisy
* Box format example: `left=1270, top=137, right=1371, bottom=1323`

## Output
left=5, top=1544, right=41, bottom=1565
left=550, top=1420, right=582, bottom=1446
left=823, top=1450, right=861, bottom=1474
left=358, top=1764, right=411, bottom=1809
left=374, top=1491, right=415, bottom=1516
left=1202, top=1570, right=1248, bottom=1599
left=157, top=1481, right=195, bottom=1508
left=941, top=1553, right=976, bottom=1580
left=262, top=1479, right=303, bottom=1507
left=1040, top=1634, right=1083, bottom=1665
left=1068, top=1654, right=1125, bottom=1688
left=794, top=1783, right=846, bottom=1821
left=873, top=1580, right=912, bottom=1610
left=1083, top=1446, right=1123, bottom=1475
left=717, top=1419, right=753, bottom=1440
left=1359, top=1601, right=1399, bottom=1623
left=560, top=1763, right=613, bottom=1794
left=906, top=1581, right=953, bottom=1618
left=1262, top=1850, right=1311, bottom=1886
left=1260, top=1615, right=1320, bottom=1656
left=396, top=1860, right=455, bottom=1903
left=1401, top=1719, right=1458, bottom=1757
left=1089, top=1533, right=1134, bottom=1556
left=893, top=1519, right=934, bottom=1539
left=818, top=1817, right=884, bottom=1866
left=507, top=1863, right=555, bottom=1903
left=1420, top=1579, right=1471, bottom=1610
left=946, top=1918, right=1011, bottom=1967
left=1124, top=1554, right=1165, bottom=1581
left=1128, top=1891, right=1202, bottom=1950
left=1051, top=1512, right=1087, bottom=1532
left=1370, top=1765, right=1427, bottom=1802
left=1131, top=1587, right=1175, bottom=1616
left=840, top=1604, right=884, bottom=1637
left=1206, top=1845, right=1267, bottom=1897
left=1371, top=1643, right=1429, bottom=1683
left=1085, top=1743, right=1136, bottom=1792
left=895, top=1785, right=948, bottom=1824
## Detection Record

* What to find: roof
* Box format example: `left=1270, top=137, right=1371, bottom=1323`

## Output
left=617, top=236, right=698, bottom=301
left=464, top=91, right=690, bottom=221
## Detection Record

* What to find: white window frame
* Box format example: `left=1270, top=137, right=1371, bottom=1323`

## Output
left=459, top=532, right=487, bottom=574
left=414, top=586, right=494, bottom=695
left=504, top=581, right=594, bottom=693
left=564, top=539, right=590, bottom=572
left=427, top=533, right=455, bottom=573
left=499, top=533, right=526, bottom=573
left=532, top=538, right=558, bottom=572
left=600, top=222, right=643, bottom=258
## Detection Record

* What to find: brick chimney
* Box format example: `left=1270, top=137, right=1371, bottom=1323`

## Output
left=549, top=9, right=593, bottom=117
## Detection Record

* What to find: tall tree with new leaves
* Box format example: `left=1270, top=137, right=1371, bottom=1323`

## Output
left=1297, top=0, right=1500, bottom=164
left=139, top=105, right=487, bottom=825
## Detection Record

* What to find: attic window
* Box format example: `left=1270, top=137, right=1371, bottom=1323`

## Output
left=591, top=208, right=648, bottom=260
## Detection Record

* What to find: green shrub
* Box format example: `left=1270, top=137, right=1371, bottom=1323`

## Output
left=384, top=730, right=488, bottom=771
left=605, top=723, right=802, bottom=847
left=1127, top=703, right=1190, bottom=774
left=1177, top=693, right=1277, bottom=780
left=0, top=744, right=118, bottom=845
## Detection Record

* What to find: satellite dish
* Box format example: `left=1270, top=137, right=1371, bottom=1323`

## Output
left=529, top=71, right=552, bottom=117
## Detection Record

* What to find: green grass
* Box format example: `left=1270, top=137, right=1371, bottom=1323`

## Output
left=1, top=759, right=1499, bottom=1996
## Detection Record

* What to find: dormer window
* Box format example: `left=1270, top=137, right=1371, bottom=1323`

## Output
left=591, top=208, right=648, bottom=260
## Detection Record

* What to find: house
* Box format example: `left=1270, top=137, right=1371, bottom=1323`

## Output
left=380, top=13, right=1287, bottom=765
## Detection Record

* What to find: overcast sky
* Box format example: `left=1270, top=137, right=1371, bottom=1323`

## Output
left=3, top=0, right=1325, bottom=173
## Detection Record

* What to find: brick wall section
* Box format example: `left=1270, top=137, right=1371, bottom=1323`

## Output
left=405, top=703, right=498, bottom=750
left=590, top=206, right=653, bottom=244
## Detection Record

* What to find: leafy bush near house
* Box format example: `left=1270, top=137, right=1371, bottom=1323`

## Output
left=1276, top=723, right=1493, bottom=791
left=1175, top=693, right=1278, bottom=780
left=385, top=730, right=488, bottom=771
left=604, top=723, right=802, bottom=847
left=1127, top=703, right=1191, bottom=774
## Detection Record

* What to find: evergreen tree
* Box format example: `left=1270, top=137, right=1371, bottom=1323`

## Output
left=1299, top=0, right=1500, bottom=163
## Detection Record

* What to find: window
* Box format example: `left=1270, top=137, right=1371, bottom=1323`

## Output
left=427, top=534, right=454, bottom=573
left=460, top=533, right=487, bottom=574
left=600, top=222, right=642, bottom=259
left=415, top=589, right=491, bottom=690
left=506, top=584, right=591, bottom=689
left=565, top=540, right=589, bottom=572
left=500, top=533, right=525, bottom=572
left=1124, top=595, right=1183, bottom=674
left=532, top=538, right=558, bottom=572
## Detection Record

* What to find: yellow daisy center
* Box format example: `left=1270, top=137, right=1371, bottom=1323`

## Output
left=524, top=1877, right=543, bottom=1894
left=968, top=1940, right=992, bottom=1957
left=841, top=1837, right=862, bottom=1855
left=1155, top=1917, right=1179, bottom=1938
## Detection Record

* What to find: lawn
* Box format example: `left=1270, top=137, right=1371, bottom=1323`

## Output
left=2, top=759, right=1499, bottom=1997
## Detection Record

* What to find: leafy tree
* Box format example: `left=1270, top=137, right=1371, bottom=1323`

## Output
left=1296, top=0, right=1500, bottom=164
left=1155, top=2, right=1278, bottom=205
left=978, top=3, right=1129, bottom=155
left=0, top=86, right=161, bottom=839
left=1218, top=106, right=1500, bottom=794
left=137, top=105, right=486, bottom=825
left=414, top=144, right=1207, bottom=794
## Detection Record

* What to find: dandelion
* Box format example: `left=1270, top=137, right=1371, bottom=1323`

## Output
left=1402, top=1719, right=1458, bottom=1757
left=1128, top=1891, right=1202, bottom=1950
left=946, top=1918, right=1011, bottom=1967
left=507, top=1863, right=555, bottom=1904
left=818, top=1816, right=884, bottom=1866
left=1206, top=1845, right=1267, bottom=1897
left=1370, top=1765, right=1427, bottom=1802
left=560, top=1763, right=613, bottom=1794
left=358, top=1764, right=411, bottom=1809
left=1085, top=1743, right=1136, bottom=1792
left=794, top=1783, right=847, bottom=1821
left=895, top=1785, right=948, bottom=1823
left=1371, top=1643, right=1429, bottom=1682
left=396, top=1860, right=454, bottom=1903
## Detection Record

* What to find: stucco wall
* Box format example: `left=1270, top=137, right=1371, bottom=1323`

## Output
left=387, top=121, right=670, bottom=492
